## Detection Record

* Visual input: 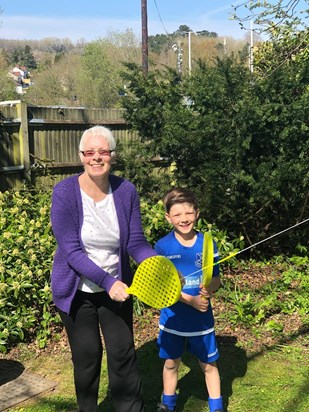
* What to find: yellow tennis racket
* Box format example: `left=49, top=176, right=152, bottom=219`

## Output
left=202, top=231, right=214, bottom=287
left=126, top=256, right=182, bottom=309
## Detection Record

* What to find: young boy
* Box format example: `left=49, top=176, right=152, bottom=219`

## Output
left=154, top=187, right=223, bottom=412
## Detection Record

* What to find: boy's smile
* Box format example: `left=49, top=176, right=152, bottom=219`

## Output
left=166, top=202, right=200, bottom=240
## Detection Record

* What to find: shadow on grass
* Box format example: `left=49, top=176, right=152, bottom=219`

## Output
left=97, top=387, right=113, bottom=411
left=0, top=359, right=24, bottom=385
left=217, top=336, right=247, bottom=412
left=98, top=336, right=247, bottom=412
left=98, top=339, right=162, bottom=411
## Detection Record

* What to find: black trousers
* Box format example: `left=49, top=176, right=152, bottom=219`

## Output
left=58, top=290, right=144, bottom=412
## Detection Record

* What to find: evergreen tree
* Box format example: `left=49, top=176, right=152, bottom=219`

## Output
left=121, top=54, right=308, bottom=254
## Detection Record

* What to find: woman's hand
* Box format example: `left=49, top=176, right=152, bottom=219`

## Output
left=109, top=280, right=130, bottom=302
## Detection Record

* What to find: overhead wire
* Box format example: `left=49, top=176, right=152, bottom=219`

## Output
left=187, top=217, right=309, bottom=277
left=153, top=0, right=170, bottom=35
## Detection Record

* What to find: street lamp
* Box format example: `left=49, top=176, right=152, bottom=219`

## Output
left=182, top=31, right=195, bottom=74
left=188, top=31, right=192, bottom=74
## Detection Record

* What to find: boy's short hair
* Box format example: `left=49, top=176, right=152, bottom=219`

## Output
left=164, top=187, right=198, bottom=213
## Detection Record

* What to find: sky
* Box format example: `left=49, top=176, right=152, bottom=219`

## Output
left=0, top=0, right=252, bottom=42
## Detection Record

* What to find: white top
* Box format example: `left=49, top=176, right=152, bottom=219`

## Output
left=78, top=186, right=120, bottom=293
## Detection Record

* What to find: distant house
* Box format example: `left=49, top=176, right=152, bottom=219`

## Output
left=10, top=65, right=32, bottom=94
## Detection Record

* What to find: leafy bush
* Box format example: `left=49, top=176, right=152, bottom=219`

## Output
left=140, top=199, right=169, bottom=245
left=1, top=186, right=305, bottom=352
left=114, top=140, right=172, bottom=202
left=0, top=187, right=58, bottom=352
left=0, top=186, right=244, bottom=352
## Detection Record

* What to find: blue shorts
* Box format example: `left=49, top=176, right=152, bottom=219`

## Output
left=157, top=329, right=219, bottom=363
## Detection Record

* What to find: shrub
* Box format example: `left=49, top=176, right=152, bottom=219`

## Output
left=0, top=187, right=58, bottom=352
left=0, top=186, right=245, bottom=352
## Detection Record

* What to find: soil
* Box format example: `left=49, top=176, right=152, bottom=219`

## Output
left=132, top=265, right=308, bottom=355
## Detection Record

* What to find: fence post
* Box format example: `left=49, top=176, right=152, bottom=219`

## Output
left=16, top=101, right=31, bottom=183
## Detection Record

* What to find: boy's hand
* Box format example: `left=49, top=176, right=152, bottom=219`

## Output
left=199, top=285, right=213, bottom=299
left=179, top=290, right=210, bottom=312
left=190, top=295, right=210, bottom=312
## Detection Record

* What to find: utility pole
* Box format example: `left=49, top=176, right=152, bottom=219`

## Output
left=141, top=0, right=148, bottom=75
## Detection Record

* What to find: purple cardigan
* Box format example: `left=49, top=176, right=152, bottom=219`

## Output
left=50, top=174, right=156, bottom=314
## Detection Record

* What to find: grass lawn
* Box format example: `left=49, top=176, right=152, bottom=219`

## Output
left=2, top=326, right=308, bottom=412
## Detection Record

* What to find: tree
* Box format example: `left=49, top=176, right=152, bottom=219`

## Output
left=23, top=45, right=37, bottom=69
left=0, top=49, right=18, bottom=101
left=72, top=32, right=141, bottom=108
left=231, top=0, right=307, bottom=30
left=25, top=53, right=81, bottom=106
left=148, top=33, right=173, bottom=54
left=173, top=25, right=193, bottom=36
left=25, top=66, right=68, bottom=106
left=232, top=0, right=309, bottom=73
left=196, top=30, right=218, bottom=38
left=10, top=45, right=37, bottom=69
left=121, top=56, right=308, bottom=254
left=253, top=27, right=308, bottom=76
left=74, top=40, right=122, bottom=107
left=121, top=62, right=181, bottom=143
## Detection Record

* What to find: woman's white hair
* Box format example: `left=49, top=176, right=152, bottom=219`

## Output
left=79, top=125, right=116, bottom=151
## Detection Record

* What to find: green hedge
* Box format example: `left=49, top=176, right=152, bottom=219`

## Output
left=0, top=187, right=243, bottom=353
left=0, top=188, right=56, bottom=352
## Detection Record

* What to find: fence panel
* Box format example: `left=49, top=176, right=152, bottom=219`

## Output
left=0, top=101, right=139, bottom=191
left=0, top=101, right=27, bottom=190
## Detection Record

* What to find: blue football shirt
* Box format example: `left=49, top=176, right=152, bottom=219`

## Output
left=154, top=231, right=219, bottom=335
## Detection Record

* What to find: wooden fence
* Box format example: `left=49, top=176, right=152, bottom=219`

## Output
left=0, top=100, right=139, bottom=191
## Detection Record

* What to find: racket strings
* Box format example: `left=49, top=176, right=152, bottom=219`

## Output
left=127, top=256, right=181, bottom=308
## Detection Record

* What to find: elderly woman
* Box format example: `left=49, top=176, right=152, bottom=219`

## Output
left=51, top=125, right=156, bottom=412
